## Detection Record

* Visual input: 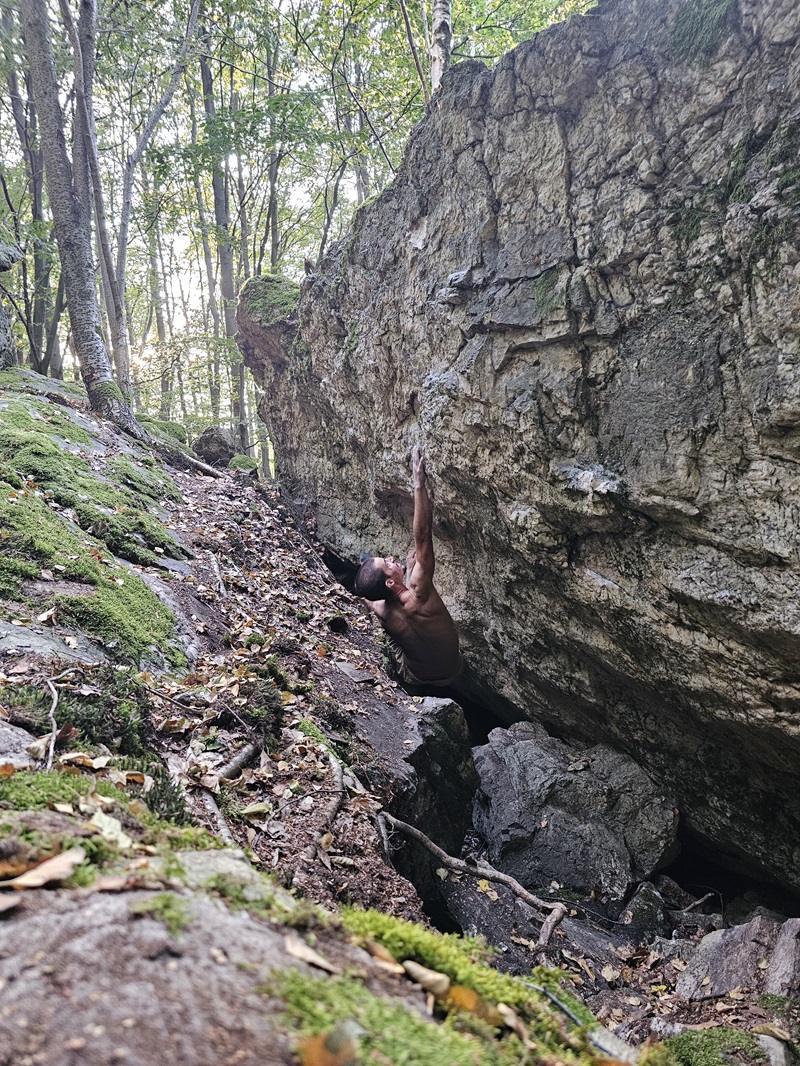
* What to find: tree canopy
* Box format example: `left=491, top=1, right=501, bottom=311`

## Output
left=0, top=0, right=593, bottom=444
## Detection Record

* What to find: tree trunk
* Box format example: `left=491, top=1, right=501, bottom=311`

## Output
left=200, top=39, right=246, bottom=451
left=21, top=0, right=145, bottom=438
left=188, top=82, right=221, bottom=420
left=430, top=0, right=451, bottom=93
left=60, top=0, right=132, bottom=396
left=3, top=11, right=51, bottom=373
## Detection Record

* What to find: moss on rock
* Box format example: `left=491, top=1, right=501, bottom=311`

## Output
left=666, top=1027, right=765, bottom=1066
left=671, top=0, right=734, bottom=63
left=0, top=480, right=182, bottom=664
left=240, top=274, right=301, bottom=330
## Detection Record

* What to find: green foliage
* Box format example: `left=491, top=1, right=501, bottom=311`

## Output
left=273, top=970, right=526, bottom=1066
left=671, top=0, right=734, bottom=63
left=228, top=454, right=259, bottom=471
left=666, top=1027, right=765, bottom=1066
left=130, top=892, right=192, bottom=936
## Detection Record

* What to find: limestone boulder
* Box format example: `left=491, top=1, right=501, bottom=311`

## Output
left=473, top=722, right=679, bottom=901
left=237, top=0, right=800, bottom=892
left=192, top=425, right=237, bottom=467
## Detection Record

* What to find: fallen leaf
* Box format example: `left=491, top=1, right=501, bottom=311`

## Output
left=0, top=764, right=15, bottom=779
left=402, top=960, right=451, bottom=996
left=284, top=932, right=340, bottom=974
left=601, top=965, right=621, bottom=983
left=443, top=984, right=504, bottom=1026
left=92, top=875, right=137, bottom=893
left=363, top=940, right=405, bottom=973
left=36, top=606, right=56, bottom=625
left=752, top=1024, right=792, bottom=1041
left=299, top=1020, right=366, bottom=1066
left=0, top=896, right=21, bottom=914
left=0, top=846, right=86, bottom=889
left=86, top=812, right=133, bottom=850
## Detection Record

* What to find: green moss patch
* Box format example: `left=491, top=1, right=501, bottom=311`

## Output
left=137, top=415, right=188, bottom=444
left=666, top=1027, right=765, bottom=1066
left=241, top=274, right=300, bottom=329
left=0, top=481, right=182, bottom=663
left=342, top=908, right=591, bottom=1026
left=130, top=891, right=192, bottom=936
left=0, top=395, right=92, bottom=447
left=106, top=455, right=181, bottom=503
left=273, top=970, right=525, bottom=1066
left=0, top=770, right=120, bottom=811
left=228, top=454, right=259, bottom=471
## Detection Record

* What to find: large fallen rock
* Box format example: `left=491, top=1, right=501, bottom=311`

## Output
left=473, top=722, right=679, bottom=901
left=675, top=914, right=800, bottom=1000
left=192, top=424, right=237, bottom=467
left=237, top=0, right=800, bottom=894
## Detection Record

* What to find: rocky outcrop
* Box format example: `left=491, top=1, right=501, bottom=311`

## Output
left=237, top=0, right=800, bottom=893
left=473, top=722, right=679, bottom=901
left=192, top=424, right=237, bottom=467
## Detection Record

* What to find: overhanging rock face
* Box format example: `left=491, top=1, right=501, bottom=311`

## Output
left=238, top=0, right=800, bottom=893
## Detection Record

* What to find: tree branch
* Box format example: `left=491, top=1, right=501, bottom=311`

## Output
left=379, top=811, right=567, bottom=949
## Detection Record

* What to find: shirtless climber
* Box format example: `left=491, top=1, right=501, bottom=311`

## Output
left=353, top=446, right=462, bottom=687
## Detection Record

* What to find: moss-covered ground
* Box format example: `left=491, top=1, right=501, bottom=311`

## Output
left=0, top=375, right=187, bottom=664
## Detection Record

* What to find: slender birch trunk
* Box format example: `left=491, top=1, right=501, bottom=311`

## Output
left=430, top=0, right=452, bottom=93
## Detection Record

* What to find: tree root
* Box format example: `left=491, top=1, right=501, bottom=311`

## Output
left=300, top=752, right=346, bottom=864
left=201, top=789, right=236, bottom=847
left=217, top=743, right=260, bottom=781
left=378, top=811, right=567, bottom=951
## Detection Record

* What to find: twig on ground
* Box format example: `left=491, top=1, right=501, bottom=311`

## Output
left=684, top=891, right=714, bottom=912
left=150, top=439, right=223, bottom=478
left=217, top=743, right=260, bottom=780
left=201, top=789, right=236, bottom=847
left=206, top=551, right=227, bottom=597
left=43, top=669, right=81, bottom=771
left=44, top=679, right=59, bottom=772
left=379, top=811, right=567, bottom=949
left=300, top=752, right=347, bottom=862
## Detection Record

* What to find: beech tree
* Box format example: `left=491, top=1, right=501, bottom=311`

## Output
left=20, top=0, right=144, bottom=436
left=3, top=0, right=594, bottom=443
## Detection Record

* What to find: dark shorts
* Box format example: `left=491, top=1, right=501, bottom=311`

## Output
left=385, top=635, right=463, bottom=688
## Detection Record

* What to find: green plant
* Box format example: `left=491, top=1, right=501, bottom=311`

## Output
left=130, top=892, right=192, bottom=936
left=671, top=0, right=734, bottom=63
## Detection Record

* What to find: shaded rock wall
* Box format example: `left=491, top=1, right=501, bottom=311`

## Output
left=238, top=0, right=800, bottom=892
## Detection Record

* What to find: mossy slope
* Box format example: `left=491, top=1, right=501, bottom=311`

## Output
left=0, top=371, right=185, bottom=664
